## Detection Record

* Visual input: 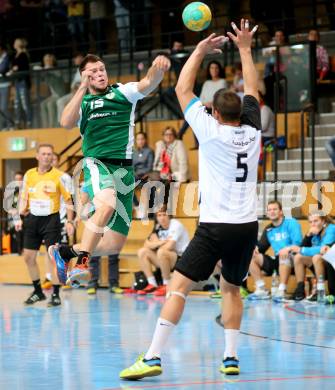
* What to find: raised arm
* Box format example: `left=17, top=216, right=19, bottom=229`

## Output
left=175, top=34, right=227, bottom=112
left=60, top=69, right=92, bottom=129
left=227, top=19, right=259, bottom=101
left=137, top=55, right=171, bottom=96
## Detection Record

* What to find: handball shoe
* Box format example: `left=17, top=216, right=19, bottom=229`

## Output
left=120, top=353, right=162, bottom=380
left=48, top=245, right=68, bottom=285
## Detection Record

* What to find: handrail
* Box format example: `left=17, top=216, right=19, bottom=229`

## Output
left=300, top=103, right=315, bottom=181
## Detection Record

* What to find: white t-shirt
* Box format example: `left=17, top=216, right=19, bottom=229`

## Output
left=199, top=79, right=227, bottom=104
left=261, top=104, right=275, bottom=138
left=59, top=172, right=74, bottom=222
left=184, top=95, right=261, bottom=224
left=156, top=219, right=190, bottom=256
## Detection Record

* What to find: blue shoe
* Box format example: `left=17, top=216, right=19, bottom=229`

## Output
left=66, top=261, right=90, bottom=288
left=48, top=245, right=68, bottom=285
left=220, top=357, right=240, bottom=375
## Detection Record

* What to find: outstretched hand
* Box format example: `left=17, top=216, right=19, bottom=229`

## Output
left=227, top=19, right=258, bottom=50
left=152, top=55, right=171, bottom=72
left=196, top=33, right=228, bottom=56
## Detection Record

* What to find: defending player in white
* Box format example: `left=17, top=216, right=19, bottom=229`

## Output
left=120, top=19, right=260, bottom=379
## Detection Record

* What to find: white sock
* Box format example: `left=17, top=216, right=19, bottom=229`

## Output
left=255, top=279, right=265, bottom=289
left=279, top=283, right=286, bottom=292
left=163, top=279, right=170, bottom=286
left=224, top=329, right=239, bottom=359
left=145, top=317, right=175, bottom=360
left=46, top=273, right=52, bottom=281
left=147, top=277, right=157, bottom=287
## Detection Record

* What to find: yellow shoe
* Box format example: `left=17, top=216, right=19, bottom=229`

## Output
left=110, top=286, right=123, bottom=294
left=41, top=279, right=52, bottom=290
left=220, top=357, right=240, bottom=375
left=87, top=287, right=97, bottom=295
left=62, top=285, right=72, bottom=290
left=119, top=353, right=162, bottom=380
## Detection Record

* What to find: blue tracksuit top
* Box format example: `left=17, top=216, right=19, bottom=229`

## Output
left=258, top=218, right=303, bottom=256
left=300, top=223, right=335, bottom=257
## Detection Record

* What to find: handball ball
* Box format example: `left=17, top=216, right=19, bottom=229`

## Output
left=182, top=2, right=212, bottom=32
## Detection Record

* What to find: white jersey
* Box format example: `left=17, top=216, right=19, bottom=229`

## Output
left=156, top=219, right=190, bottom=256
left=184, top=95, right=261, bottom=224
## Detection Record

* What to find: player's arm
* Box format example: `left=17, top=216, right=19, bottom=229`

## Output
left=175, top=34, right=227, bottom=112
left=227, top=19, right=259, bottom=101
left=60, top=69, right=92, bottom=129
left=137, top=55, right=171, bottom=96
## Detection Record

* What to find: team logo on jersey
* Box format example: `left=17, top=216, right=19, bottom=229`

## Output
left=106, top=92, right=115, bottom=100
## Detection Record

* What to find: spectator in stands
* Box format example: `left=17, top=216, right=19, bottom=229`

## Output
left=259, top=91, right=275, bottom=144
left=0, top=42, right=11, bottom=130
left=170, top=41, right=189, bottom=79
left=133, top=132, right=154, bottom=218
left=136, top=206, right=190, bottom=296
left=321, top=245, right=335, bottom=305
left=38, top=54, right=66, bottom=128
left=9, top=38, right=32, bottom=128
left=199, top=60, right=227, bottom=110
left=6, top=171, right=24, bottom=254
left=89, top=0, right=107, bottom=55
left=230, top=62, right=244, bottom=100
left=248, top=200, right=303, bottom=300
left=64, top=0, right=86, bottom=52
left=291, top=211, right=335, bottom=301
left=57, top=52, right=84, bottom=124
left=308, top=29, right=330, bottom=81
left=153, top=126, right=189, bottom=206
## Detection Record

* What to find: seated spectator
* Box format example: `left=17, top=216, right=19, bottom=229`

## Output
left=37, top=54, right=66, bottom=128
left=308, top=29, right=330, bottom=81
left=170, top=40, right=189, bottom=79
left=133, top=132, right=154, bottom=218
left=259, top=91, right=275, bottom=144
left=87, top=255, right=123, bottom=295
left=9, top=38, right=32, bottom=128
left=291, top=211, right=335, bottom=301
left=57, top=52, right=84, bottom=124
left=231, top=62, right=244, bottom=100
left=136, top=206, right=190, bottom=296
left=248, top=200, right=302, bottom=300
left=0, top=42, right=12, bottom=130
left=321, top=245, right=335, bottom=304
left=153, top=126, right=189, bottom=206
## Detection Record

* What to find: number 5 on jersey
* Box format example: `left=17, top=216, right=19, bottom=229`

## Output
left=236, top=153, right=248, bottom=182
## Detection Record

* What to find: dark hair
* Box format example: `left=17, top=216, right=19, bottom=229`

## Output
left=206, top=60, right=225, bottom=80
left=212, top=90, right=241, bottom=122
left=267, top=200, right=283, bottom=211
left=156, top=204, right=168, bottom=214
left=14, top=171, right=24, bottom=177
left=136, top=131, right=147, bottom=140
left=79, top=54, right=104, bottom=74
left=162, top=126, right=177, bottom=138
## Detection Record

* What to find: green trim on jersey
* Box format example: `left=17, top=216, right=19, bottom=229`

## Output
left=80, top=85, right=136, bottom=159
left=83, top=158, right=135, bottom=236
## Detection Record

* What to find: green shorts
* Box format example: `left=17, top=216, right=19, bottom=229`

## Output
left=83, top=157, right=135, bottom=236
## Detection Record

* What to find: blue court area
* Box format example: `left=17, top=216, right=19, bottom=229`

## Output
left=1, top=285, right=335, bottom=390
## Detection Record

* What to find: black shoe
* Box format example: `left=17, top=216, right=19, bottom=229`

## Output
left=24, top=291, right=46, bottom=305
left=292, top=288, right=305, bottom=301
left=48, top=294, right=61, bottom=307
left=307, top=292, right=317, bottom=302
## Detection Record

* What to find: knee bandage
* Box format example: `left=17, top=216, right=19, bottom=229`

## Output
left=166, top=291, right=187, bottom=300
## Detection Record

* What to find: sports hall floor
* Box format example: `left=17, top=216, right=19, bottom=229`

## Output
left=0, top=285, right=334, bottom=390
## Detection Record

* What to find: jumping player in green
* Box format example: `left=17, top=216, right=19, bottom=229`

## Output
left=49, top=54, right=171, bottom=286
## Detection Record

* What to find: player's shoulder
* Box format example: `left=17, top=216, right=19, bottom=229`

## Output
left=24, top=168, right=37, bottom=178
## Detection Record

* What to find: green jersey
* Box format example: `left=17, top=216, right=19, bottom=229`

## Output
left=79, top=83, right=145, bottom=159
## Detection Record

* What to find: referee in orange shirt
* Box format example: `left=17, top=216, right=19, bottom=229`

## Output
left=15, top=144, right=74, bottom=306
